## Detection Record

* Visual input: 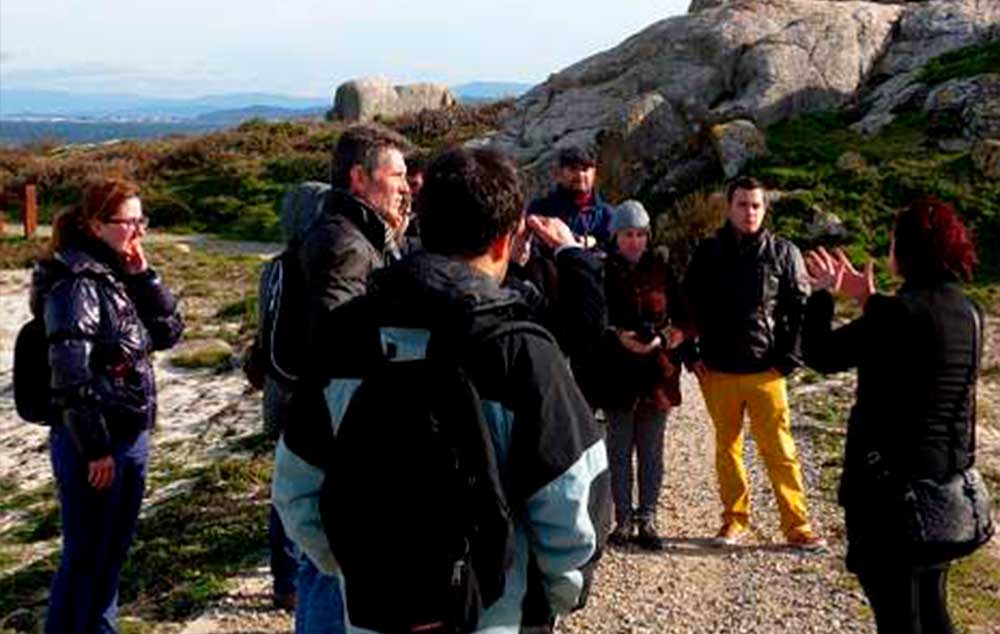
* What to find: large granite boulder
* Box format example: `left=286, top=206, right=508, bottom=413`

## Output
left=490, top=0, right=999, bottom=198
left=332, top=78, right=456, bottom=123
left=852, top=0, right=1000, bottom=135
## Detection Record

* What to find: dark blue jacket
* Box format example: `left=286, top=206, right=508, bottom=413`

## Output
left=527, top=186, right=614, bottom=252
left=30, top=237, right=184, bottom=459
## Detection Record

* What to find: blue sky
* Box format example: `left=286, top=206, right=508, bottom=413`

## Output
left=1, top=1, right=689, bottom=98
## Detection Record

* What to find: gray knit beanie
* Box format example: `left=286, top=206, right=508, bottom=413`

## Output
left=611, top=200, right=650, bottom=233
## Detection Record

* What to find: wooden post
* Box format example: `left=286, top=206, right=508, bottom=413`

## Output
left=23, top=184, right=37, bottom=239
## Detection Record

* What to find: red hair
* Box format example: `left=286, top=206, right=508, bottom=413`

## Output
left=49, top=177, right=140, bottom=256
left=893, top=196, right=977, bottom=283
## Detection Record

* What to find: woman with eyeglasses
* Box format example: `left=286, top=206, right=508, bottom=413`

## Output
left=30, top=176, right=184, bottom=634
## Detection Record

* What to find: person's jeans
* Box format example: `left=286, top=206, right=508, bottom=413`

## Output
left=294, top=556, right=346, bottom=634
left=46, top=427, right=149, bottom=634
left=606, top=404, right=667, bottom=526
left=856, top=563, right=953, bottom=634
left=269, top=504, right=298, bottom=597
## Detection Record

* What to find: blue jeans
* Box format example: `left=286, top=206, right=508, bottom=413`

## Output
left=46, top=427, right=149, bottom=634
left=269, top=504, right=298, bottom=597
left=606, top=405, right=667, bottom=526
left=295, top=557, right=345, bottom=634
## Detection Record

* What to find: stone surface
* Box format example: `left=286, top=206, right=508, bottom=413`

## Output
left=835, top=151, right=868, bottom=174
left=710, top=119, right=768, bottom=178
left=972, top=138, right=1000, bottom=178
left=924, top=74, right=1000, bottom=115
left=170, top=338, right=235, bottom=369
left=491, top=0, right=902, bottom=196
left=853, top=0, right=1000, bottom=134
left=491, top=0, right=999, bottom=196
left=332, top=77, right=456, bottom=123
left=965, top=95, right=1000, bottom=141
left=807, top=208, right=850, bottom=241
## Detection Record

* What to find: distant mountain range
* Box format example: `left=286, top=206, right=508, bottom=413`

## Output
left=2, top=82, right=532, bottom=120
left=0, top=81, right=533, bottom=146
left=0, top=90, right=330, bottom=120
left=452, top=82, right=533, bottom=102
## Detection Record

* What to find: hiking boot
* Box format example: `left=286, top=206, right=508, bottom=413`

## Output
left=634, top=519, right=664, bottom=551
left=711, top=523, right=749, bottom=547
left=787, top=532, right=828, bottom=553
left=608, top=520, right=633, bottom=547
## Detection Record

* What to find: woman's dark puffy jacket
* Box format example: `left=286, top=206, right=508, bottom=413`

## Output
left=802, top=280, right=981, bottom=569
left=30, top=237, right=184, bottom=460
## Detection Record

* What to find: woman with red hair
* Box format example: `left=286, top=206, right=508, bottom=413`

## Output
left=801, top=197, right=982, bottom=634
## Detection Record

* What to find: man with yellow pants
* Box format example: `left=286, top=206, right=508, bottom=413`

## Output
left=684, top=176, right=826, bottom=551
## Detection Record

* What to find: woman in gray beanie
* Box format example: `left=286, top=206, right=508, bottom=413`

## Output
left=601, top=199, right=690, bottom=550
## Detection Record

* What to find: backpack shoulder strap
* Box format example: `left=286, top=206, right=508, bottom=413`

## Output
left=471, top=320, right=558, bottom=349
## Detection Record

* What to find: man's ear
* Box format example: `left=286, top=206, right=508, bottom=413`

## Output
left=348, top=164, right=368, bottom=194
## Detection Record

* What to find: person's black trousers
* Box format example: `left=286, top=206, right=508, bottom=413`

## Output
left=856, top=562, right=953, bottom=634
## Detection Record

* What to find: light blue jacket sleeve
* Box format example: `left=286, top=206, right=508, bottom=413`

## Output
left=272, top=437, right=338, bottom=574
left=523, top=439, right=608, bottom=613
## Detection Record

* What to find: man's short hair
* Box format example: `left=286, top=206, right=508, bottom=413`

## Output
left=557, top=146, right=597, bottom=169
left=417, top=148, right=525, bottom=258
left=726, top=176, right=767, bottom=203
left=330, top=123, right=413, bottom=189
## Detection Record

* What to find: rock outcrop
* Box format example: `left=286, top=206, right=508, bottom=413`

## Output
left=490, top=0, right=1000, bottom=198
left=332, top=78, right=456, bottom=123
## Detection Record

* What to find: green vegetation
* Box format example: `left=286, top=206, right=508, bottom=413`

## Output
left=0, top=456, right=272, bottom=626
left=949, top=547, right=1000, bottom=630
left=0, top=102, right=510, bottom=243
left=919, top=39, right=1000, bottom=85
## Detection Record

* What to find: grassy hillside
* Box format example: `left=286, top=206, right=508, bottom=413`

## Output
left=0, top=100, right=514, bottom=243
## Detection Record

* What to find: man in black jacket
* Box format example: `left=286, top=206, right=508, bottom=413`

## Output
left=276, top=123, right=412, bottom=632
left=275, top=147, right=610, bottom=633
left=685, top=176, right=825, bottom=551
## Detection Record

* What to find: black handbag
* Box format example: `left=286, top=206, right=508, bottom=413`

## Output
left=869, top=300, right=995, bottom=565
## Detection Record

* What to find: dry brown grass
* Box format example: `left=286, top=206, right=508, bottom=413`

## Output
left=654, top=189, right=728, bottom=266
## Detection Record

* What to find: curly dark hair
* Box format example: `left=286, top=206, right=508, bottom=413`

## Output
left=893, top=196, right=977, bottom=283
left=330, top=123, right=413, bottom=189
left=416, top=147, right=525, bottom=258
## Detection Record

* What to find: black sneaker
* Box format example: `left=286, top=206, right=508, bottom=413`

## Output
left=634, top=520, right=664, bottom=551
left=608, top=521, right=633, bottom=547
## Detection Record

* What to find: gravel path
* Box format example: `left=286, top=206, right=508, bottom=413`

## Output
left=558, top=374, right=869, bottom=634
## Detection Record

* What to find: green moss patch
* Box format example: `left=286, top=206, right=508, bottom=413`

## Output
left=919, top=40, right=1000, bottom=86
left=949, top=548, right=1000, bottom=630
left=169, top=338, right=235, bottom=369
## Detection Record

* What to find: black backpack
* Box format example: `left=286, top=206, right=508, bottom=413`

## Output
left=254, top=245, right=309, bottom=385
left=13, top=317, right=51, bottom=424
left=321, top=322, right=550, bottom=633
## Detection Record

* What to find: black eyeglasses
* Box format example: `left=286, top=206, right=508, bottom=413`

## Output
left=105, top=216, right=149, bottom=230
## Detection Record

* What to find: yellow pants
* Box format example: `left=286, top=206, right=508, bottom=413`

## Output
left=699, top=369, right=813, bottom=538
